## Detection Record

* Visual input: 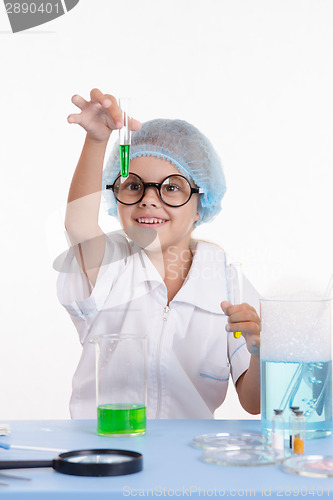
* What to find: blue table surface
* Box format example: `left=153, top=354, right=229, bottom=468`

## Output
left=0, top=419, right=332, bottom=499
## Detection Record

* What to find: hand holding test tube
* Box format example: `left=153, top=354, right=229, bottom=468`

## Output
left=223, top=264, right=260, bottom=354
left=68, top=90, right=141, bottom=145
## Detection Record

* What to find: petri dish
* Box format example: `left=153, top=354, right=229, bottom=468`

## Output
left=283, top=455, right=333, bottom=478
left=202, top=448, right=288, bottom=467
left=193, top=432, right=268, bottom=450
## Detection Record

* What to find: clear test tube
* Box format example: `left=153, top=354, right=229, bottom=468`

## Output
left=228, top=262, right=243, bottom=339
left=119, top=97, right=131, bottom=177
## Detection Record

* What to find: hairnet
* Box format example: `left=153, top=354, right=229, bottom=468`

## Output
left=102, top=119, right=226, bottom=226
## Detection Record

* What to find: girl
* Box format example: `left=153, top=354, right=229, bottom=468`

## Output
left=57, top=89, right=261, bottom=419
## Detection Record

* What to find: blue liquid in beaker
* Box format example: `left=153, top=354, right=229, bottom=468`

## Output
left=261, top=360, right=332, bottom=439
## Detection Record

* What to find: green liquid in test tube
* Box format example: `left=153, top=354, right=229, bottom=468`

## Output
left=119, top=98, right=131, bottom=177
left=120, top=145, right=130, bottom=177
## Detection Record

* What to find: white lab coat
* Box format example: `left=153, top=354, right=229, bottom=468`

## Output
left=57, top=232, right=259, bottom=419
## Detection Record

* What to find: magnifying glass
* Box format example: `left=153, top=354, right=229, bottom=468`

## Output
left=0, top=449, right=143, bottom=477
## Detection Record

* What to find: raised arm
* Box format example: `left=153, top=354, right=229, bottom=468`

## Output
left=65, top=88, right=141, bottom=287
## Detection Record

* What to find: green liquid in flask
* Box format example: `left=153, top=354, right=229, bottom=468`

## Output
left=120, top=144, right=130, bottom=177
left=97, top=403, right=146, bottom=436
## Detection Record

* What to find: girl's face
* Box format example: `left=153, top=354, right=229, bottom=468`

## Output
left=117, top=156, right=200, bottom=252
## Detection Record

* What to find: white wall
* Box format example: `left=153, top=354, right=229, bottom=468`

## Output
left=1, top=0, right=333, bottom=420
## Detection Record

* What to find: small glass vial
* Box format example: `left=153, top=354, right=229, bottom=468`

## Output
left=292, top=410, right=305, bottom=455
left=272, top=409, right=285, bottom=451
left=289, top=406, right=300, bottom=449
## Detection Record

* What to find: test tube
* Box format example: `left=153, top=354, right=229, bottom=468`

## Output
left=228, top=262, right=243, bottom=339
left=119, top=97, right=131, bottom=177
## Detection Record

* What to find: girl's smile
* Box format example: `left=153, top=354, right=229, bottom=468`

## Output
left=135, top=216, right=169, bottom=226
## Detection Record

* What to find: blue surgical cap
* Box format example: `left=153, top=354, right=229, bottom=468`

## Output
left=102, top=119, right=226, bottom=226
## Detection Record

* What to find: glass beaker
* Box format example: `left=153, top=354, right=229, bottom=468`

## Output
left=90, top=333, right=147, bottom=437
left=260, top=298, right=332, bottom=439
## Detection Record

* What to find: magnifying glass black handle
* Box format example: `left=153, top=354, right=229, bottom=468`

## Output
left=0, top=460, right=53, bottom=470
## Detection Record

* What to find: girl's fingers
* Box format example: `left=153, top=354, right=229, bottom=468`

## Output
left=222, top=303, right=260, bottom=329
left=90, top=90, right=123, bottom=128
left=129, top=117, right=142, bottom=131
left=104, top=94, right=123, bottom=127
left=90, top=87, right=106, bottom=104
left=222, top=299, right=261, bottom=355
left=226, top=321, right=261, bottom=335
left=71, top=94, right=88, bottom=110
left=90, top=90, right=141, bottom=130
left=247, top=338, right=260, bottom=356
left=222, top=302, right=257, bottom=316
left=67, top=113, right=82, bottom=124
left=245, top=332, right=260, bottom=355
left=90, top=89, right=117, bottom=111
left=71, top=89, right=141, bottom=132
left=229, top=309, right=260, bottom=325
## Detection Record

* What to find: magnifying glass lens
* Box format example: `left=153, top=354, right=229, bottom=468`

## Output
left=65, top=454, right=134, bottom=465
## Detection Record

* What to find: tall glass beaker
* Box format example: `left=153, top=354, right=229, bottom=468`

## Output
left=90, top=333, right=147, bottom=437
left=260, top=298, right=332, bottom=439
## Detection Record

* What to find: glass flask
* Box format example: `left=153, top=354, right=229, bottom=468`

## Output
left=260, top=298, right=332, bottom=439
left=90, top=333, right=147, bottom=437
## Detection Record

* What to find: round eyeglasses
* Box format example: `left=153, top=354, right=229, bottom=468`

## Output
left=106, top=173, right=203, bottom=208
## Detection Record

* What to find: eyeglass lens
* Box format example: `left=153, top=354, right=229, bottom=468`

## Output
left=113, top=174, right=192, bottom=207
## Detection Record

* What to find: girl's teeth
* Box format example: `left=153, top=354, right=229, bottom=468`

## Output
left=137, top=218, right=166, bottom=224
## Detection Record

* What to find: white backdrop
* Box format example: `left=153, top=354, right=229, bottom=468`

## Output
left=1, top=0, right=333, bottom=420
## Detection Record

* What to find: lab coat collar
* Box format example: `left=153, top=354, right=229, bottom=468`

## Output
left=131, top=246, right=168, bottom=305
left=130, top=240, right=227, bottom=314
left=131, top=245, right=165, bottom=286
left=172, top=240, right=227, bottom=314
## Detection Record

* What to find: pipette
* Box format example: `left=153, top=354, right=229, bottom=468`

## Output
left=0, top=442, right=65, bottom=453
left=119, top=97, right=131, bottom=177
